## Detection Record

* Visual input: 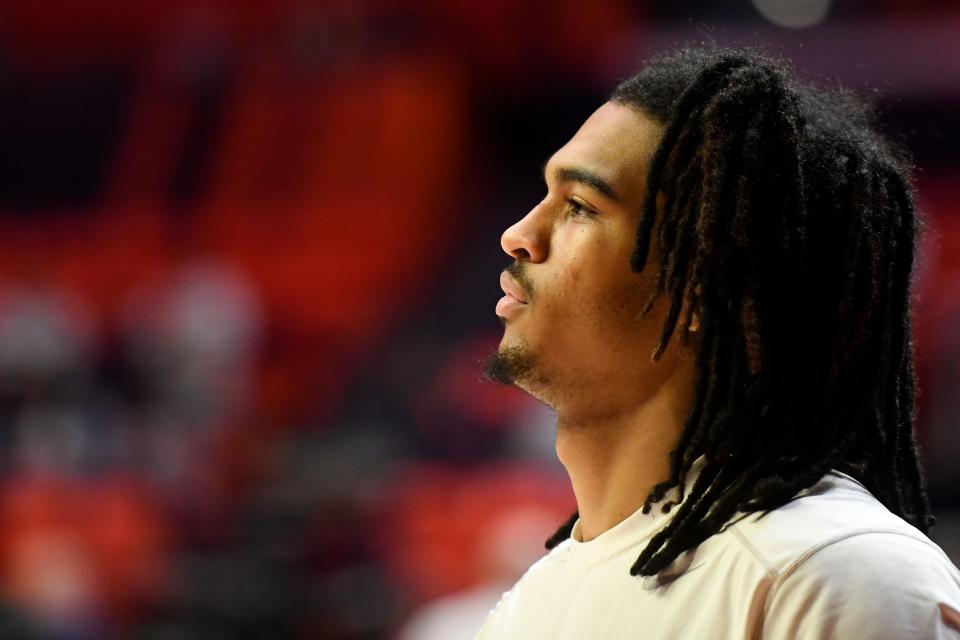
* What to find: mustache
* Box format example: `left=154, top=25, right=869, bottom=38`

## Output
left=506, top=261, right=535, bottom=301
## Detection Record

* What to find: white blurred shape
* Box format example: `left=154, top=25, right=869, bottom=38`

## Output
left=0, top=286, right=96, bottom=376
left=752, top=0, right=831, bottom=28
left=121, top=260, right=263, bottom=420
left=9, top=532, right=103, bottom=632
left=398, top=583, right=509, bottom=640
left=123, top=261, right=262, bottom=373
left=399, top=506, right=561, bottom=640
left=168, top=262, right=262, bottom=369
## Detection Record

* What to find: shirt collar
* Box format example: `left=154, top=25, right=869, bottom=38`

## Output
left=560, top=455, right=709, bottom=570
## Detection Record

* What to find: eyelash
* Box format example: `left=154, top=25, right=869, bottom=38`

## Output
left=565, top=199, right=596, bottom=219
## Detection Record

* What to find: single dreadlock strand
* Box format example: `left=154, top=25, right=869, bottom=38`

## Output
left=874, top=169, right=903, bottom=492
left=545, top=511, right=580, bottom=550
left=865, top=167, right=894, bottom=465
left=886, top=169, right=934, bottom=531
left=898, top=366, right=935, bottom=531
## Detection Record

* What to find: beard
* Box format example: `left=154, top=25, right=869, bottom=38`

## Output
left=482, top=344, right=536, bottom=386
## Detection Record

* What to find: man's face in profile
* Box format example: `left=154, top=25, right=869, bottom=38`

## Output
left=487, top=102, right=696, bottom=422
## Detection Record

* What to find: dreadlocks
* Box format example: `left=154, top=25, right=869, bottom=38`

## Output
left=544, top=47, right=936, bottom=577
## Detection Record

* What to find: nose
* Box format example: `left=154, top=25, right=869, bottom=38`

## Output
left=500, top=205, right=548, bottom=263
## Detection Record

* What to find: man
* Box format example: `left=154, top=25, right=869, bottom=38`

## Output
left=477, top=46, right=960, bottom=638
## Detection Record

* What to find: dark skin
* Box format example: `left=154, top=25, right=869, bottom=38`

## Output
left=496, top=102, right=700, bottom=541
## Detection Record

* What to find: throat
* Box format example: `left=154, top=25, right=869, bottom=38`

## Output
left=555, top=417, right=677, bottom=542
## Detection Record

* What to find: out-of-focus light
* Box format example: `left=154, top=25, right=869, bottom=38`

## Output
left=752, top=0, right=831, bottom=28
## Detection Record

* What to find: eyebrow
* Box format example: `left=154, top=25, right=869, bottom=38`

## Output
left=541, top=159, right=621, bottom=203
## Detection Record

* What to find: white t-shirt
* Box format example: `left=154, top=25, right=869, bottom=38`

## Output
left=475, top=461, right=960, bottom=639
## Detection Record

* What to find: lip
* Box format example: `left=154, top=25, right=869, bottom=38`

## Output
left=496, top=271, right=528, bottom=319
left=499, top=271, right=528, bottom=303
left=496, top=294, right=525, bottom=318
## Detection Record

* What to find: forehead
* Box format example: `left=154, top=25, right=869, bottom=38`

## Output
left=548, top=101, right=663, bottom=205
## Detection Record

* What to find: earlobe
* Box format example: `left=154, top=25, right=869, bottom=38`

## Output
left=688, top=284, right=702, bottom=332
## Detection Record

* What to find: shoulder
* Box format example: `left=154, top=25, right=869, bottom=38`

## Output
left=723, top=471, right=960, bottom=638
left=727, top=471, right=940, bottom=573
left=761, top=531, right=960, bottom=639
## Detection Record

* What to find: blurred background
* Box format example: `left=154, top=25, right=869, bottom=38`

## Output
left=0, top=0, right=957, bottom=638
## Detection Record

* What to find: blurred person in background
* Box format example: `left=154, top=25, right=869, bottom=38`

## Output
left=479, top=46, right=960, bottom=639
left=397, top=504, right=561, bottom=640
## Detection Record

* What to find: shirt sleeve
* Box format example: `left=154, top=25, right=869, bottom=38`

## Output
left=762, top=532, right=960, bottom=640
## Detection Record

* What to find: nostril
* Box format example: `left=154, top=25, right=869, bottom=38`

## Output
left=500, top=210, right=547, bottom=263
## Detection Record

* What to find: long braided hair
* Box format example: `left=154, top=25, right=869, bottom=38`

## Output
left=545, top=47, right=935, bottom=577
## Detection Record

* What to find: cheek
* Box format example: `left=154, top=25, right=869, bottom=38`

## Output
left=558, top=260, right=640, bottom=325
left=538, top=227, right=646, bottom=329
left=599, top=282, right=649, bottom=332
left=588, top=263, right=655, bottom=336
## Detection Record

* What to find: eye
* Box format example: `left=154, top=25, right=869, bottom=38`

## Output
left=565, top=198, right=596, bottom=219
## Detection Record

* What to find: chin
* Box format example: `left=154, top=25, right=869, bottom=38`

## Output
left=483, top=339, right=541, bottom=387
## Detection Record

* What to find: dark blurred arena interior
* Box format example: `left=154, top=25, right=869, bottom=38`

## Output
left=0, top=1, right=958, bottom=638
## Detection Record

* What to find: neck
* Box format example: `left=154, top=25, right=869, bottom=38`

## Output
left=554, top=358, right=695, bottom=542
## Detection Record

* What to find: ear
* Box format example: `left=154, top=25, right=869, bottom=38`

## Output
left=688, top=283, right=702, bottom=332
